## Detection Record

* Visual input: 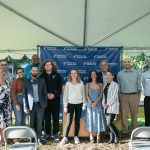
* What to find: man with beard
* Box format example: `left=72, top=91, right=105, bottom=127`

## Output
left=23, top=66, right=47, bottom=144
left=117, top=58, right=141, bottom=134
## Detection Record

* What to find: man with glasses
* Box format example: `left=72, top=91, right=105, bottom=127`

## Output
left=24, top=54, right=40, bottom=79
left=0, top=60, right=15, bottom=84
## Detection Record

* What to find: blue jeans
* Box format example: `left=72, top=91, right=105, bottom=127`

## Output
left=13, top=94, right=26, bottom=126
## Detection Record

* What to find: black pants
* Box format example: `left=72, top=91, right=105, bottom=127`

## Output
left=64, top=103, right=82, bottom=137
left=30, top=102, right=44, bottom=137
left=107, top=114, right=118, bottom=137
left=144, top=96, right=150, bottom=126
left=44, top=98, right=60, bottom=136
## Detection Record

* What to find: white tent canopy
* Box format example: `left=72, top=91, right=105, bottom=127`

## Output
left=0, top=0, right=150, bottom=59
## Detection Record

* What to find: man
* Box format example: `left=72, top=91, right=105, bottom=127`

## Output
left=24, top=54, right=40, bottom=79
left=117, top=58, right=141, bottom=133
left=98, top=60, right=117, bottom=86
left=0, top=60, right=15, bottom=84
left=40, top=60, right=62, bottom=141
left=23, top=66, right=47, bottom=144
left=142, top=60, right=150, bottom=126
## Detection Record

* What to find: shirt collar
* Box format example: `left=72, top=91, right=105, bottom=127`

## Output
left=123, top=68, right=133, bottom=72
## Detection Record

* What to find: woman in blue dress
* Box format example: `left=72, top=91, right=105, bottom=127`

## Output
left=86, top=70, right=105, bottom=143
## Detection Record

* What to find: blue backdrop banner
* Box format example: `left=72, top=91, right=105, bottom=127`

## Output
left=39, top=46, right=122, bottom=84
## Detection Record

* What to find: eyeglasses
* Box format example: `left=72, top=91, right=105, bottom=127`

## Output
left=1, top=64, right=7, bottom=66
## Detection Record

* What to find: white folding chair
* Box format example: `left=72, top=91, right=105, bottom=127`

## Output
left=129, top=127, right=150, bottom=150
left=3, top=126, right=38, bottom=150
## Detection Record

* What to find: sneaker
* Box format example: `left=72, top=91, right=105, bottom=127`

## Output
left=38, top=138, right=43, bottom=146
left=74, top=136, right=80, bottom=144
left=90, top=138, right=95, bottom=143
left=41, top=133, right=50, bottom=141
left=60, top=137, right=68, bottom=145
left=54, top=133, right=59, bottom=142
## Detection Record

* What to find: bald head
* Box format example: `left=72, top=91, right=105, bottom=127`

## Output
left=32, top=54, right=39, bottom=65
left=123, top=58, right=132, bottom=70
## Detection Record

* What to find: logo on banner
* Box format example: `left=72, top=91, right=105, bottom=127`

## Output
left=109, top=63, right=117, bottom=66
left=83, top=62, right=97, bottom=66
left=57, top=69, right=67, bottom=74
left=94, top=55, right=106, bottom=59
left=64, top=62, right=77, bottom=66
left=53, top=54, right=66, bottom=59
left=44, top=47, right=57, bottom=50
left=64, top=47, right=78, bottom=51
left=85, top=47, right=98, bottom=51
left=78, top=70, right=87, bottom=74
left=63, top=76, right=68, bottom=81
left=83, top=76, right=88, bottom=81
left=52, top=62, right=57, bottom=65
left=105, top=47, right=119, bottom=51
left=74, top=55, right=87, bottom=59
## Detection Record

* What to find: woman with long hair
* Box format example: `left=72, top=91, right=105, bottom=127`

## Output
left=11, top=67, right=26, bottom=126
left=86, top=70, right=105, bottom=143
left=103, top=70, right=119, bottom=144
left=40, top=60, right=62, bottom=141
left=60, top=68, right=86, bottom=145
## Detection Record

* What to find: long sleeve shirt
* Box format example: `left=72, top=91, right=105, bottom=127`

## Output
left=63, top=81, right=86, bottom=109
left=117, top=69, right=141, bottom=93
left=142, top=70, right=150, bottom=96
left=11, top=78, right=24, bottom=105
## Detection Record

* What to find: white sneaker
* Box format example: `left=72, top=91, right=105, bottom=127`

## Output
left=74, top=136, right=80, bottom=144
left=38, top=138, right=42, bottom=146
left=60, top=137, right=68, bottom=145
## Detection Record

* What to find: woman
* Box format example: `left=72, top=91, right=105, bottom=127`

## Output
left=86, top=70, right=105, bottom=143
left=40, top=60, right=62, bottom=141
left=0, top=67, right=11, bottom=144
left=60, top=68, right=86, bottom=145
left=11, top=67, right=26, bottom=126
left=103, top=70, right=119, bottom=144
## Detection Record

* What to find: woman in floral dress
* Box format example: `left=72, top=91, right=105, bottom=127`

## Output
left=0, top=67, right=11, bottom=144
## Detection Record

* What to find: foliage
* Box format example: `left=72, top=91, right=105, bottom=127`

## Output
left=122, top=52, right=150, bottom=72
left=4, top=55, right=31, bottom=69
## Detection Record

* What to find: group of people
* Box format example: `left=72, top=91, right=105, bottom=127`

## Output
left=0, top=54, right=150, bottom=146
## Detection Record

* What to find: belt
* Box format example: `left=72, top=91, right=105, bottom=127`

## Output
left=121, top=92, right=137, bottom=95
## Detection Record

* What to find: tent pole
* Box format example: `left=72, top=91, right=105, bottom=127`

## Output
left=83, top=0, right=88, bottom=46
left=90, top=11, right=150, bottom=46
left=0, top=1, right=79, bottom=46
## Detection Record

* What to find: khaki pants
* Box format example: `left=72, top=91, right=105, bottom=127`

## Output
left=120, top=93, right=139, bottom=133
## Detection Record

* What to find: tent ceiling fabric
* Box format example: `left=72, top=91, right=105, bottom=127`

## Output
left=0, top=0, right=150, bottom=58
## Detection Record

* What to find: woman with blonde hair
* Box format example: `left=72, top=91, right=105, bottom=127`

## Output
left=60, top=68, right=86, bottom=145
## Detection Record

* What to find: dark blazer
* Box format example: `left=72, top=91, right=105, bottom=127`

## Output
left=23, top=78, right=47, bottom=110
left=97, top=72, right=117, bottom=83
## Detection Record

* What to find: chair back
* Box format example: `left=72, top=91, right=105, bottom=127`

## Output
left=131, top=127, right=150, bottom=139
left=3, top=126, right=37, bottom=150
